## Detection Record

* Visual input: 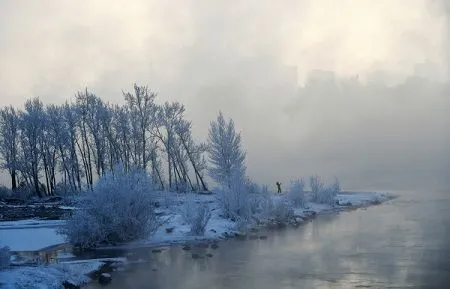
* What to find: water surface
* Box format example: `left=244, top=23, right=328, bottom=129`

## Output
left=86, top=189, right=450, bottom=289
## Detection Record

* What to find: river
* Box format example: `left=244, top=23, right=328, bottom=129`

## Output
left=85, top=187, right=450, bottom=289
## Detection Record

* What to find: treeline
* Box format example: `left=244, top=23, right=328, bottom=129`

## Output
left=0, top=84, right=208, bottom=197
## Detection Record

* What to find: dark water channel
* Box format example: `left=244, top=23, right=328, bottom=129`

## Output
left=86, top=189, right=450, bottom=289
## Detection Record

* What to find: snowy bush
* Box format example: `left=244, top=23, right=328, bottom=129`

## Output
left=161, top=192, right=178, bottom=209
left=216, top=172, right=254, bottom=221
left=176, top=179, right=190, bottom=193
left=0, top=245, right=11, bottom=269
left=260, top=185, right=269, bottom=195
left=310, top=175, right=324, bottom=203
left=309, top=176, right=340, bottom=205
left=310, top=175, right=324, bottom=196
left=181, top=196, right=211, bottom=235
left=287, top=178, right=307, bottom=208
left=266, top=198, right=294, bottom=224
left=0, top=185, right=11, bottom=199
left=0, top=185, right=33, bottom=200
left=234, top=216, right=251, bottom=233
left=245, top=180, right=270, bottom=216
left=15, top=186, right=34, bottom=200
left=54, top=182, right=78, bottom=197
left=60, top=166, right=162, bottom=248
left=331, top=177, right=341, bottom=194
left=316, top=187, right=338, bottom=205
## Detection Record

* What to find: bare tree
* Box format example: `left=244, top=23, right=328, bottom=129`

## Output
left=19, top=98, right=45, bottom=197
left=175, top=119, right=208, bottom=191
left=0, top=106, right=20, bottom=190
left=75, top=90, right=94, bottom=188
left=155, top=101, right=185, bottom=190
left=62, top=103, right=83, bottom=191
left=123, top=84, right=157, bottom=170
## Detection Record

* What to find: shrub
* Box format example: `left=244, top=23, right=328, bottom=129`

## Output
left=316, top=187, right=337, bottom=205
left=267, top=198, right=294, bottom=224
left=0, top=186, right=11, bottom=200
left=180, top=196, right=211, bottom=235
left=161, top=192, right=178, bottom=209
left=54, top=182, right=78, bottom=197
left=309, top=176, right=340, bottom=205
left=0, top=185, right=34, bottom=201
left=59, top=166, right=161, bottom=248
left=287, top=178, right=307, bottom=208
left=216, top=173, right=252, bottom=221
left=234, top=216, right=250, bottom=233
left=0, top=245, right=10, bottom=269
left=331, top=177, right=341, bottom=194
left=175, top=179, right=190, bottom=193
left=310, top=175, right=324, bottom=202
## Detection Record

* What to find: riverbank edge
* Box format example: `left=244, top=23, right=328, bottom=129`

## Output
left=0, top=192, right=397, bottom=289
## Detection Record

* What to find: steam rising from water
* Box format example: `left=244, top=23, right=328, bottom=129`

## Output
left=0, top=0, right=448, bottom=190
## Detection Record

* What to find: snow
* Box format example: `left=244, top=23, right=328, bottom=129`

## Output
left=0, top=228, right=65, bottom=252
left=141, top=209, right=235, bottom=246
left=57, top=206, right=76, bottom=210
left=336, top=191, right=391, bottom=206
left=0, top=219, right=66, bottom=251
left=0, top=260, right=103, bottom=289
left=0, top=220, right=64, bottom=229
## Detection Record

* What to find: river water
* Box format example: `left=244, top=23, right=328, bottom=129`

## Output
left=86, top=188, right=450, bottom=289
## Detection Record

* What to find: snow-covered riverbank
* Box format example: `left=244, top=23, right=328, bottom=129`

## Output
left=0, top=191, right=394, bottom=289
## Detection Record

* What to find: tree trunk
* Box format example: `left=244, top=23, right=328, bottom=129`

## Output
left=33, top=173, right=42, bottom=198
left=11, top=170, right=17, bottom=190
left=180, top=138, right=208, bottom=191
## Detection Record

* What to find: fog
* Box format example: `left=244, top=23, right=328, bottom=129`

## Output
left=0, top=0, right=448, bottom=191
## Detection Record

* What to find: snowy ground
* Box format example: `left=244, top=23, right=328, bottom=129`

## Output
left=0, top=260, right=104, bottom=289
left=0, top=219, right=66, bottom=252
left=0, top=220, right=65, bottom=229
left=0, top=190, right=394, bottom=289
left=144, top=191, right=392, bottom=246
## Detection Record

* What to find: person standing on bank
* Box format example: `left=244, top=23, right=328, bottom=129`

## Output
left=276, top=181, right=282, bottom=194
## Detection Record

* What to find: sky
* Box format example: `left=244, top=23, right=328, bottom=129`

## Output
left=0, top=0, right=448, bottom=191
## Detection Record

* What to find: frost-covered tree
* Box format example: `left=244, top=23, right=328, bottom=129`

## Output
left=19, top=98, right=46, bottom=197
left=76, top=91, right=109, bottom=177
left=60, top=103, right=83, bottom=192
left=75, top=91, right=94, bottom=188
left=207, top=112, right=246, bottom=187
left=155, top=101, right=185, bottom=190
left=175, top=119, right=208, bottom=191
left=124, top=84, right=158, bottom=170
left=0, top=84, right=215, bottom=197
left=39, top=105, right=60, bottom=195
left=110, top=105, right=132, bottom=170
left=0, top=107, right=20, bottom=190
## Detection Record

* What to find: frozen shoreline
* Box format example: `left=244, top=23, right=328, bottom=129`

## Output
left=0, top=191, right=395, bottom=289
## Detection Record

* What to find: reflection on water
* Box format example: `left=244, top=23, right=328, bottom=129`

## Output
left=86, top=189, right=450, bottom=289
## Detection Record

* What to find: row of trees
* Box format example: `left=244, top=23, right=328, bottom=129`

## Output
left=0, top=85, right=241, bottom=197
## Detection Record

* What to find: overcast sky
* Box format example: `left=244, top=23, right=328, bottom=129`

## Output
left=0, top=0, right=448, bottom=191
